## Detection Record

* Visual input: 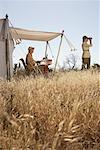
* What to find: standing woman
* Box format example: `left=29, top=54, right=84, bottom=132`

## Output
left=82, top=36, right=92, bottom=69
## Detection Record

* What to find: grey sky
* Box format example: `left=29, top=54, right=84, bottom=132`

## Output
left=0, top=0, right=99, bottom=67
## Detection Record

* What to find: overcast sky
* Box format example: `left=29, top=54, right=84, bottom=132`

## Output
left=0, top=0, right=99, bottom=68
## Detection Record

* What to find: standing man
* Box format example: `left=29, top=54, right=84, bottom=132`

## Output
left=26, top=47, right=36, bottom=72
left=82, top=36, right=92, bottom=69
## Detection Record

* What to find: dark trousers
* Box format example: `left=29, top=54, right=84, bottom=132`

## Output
left=82, top=58, right=90, bottom=69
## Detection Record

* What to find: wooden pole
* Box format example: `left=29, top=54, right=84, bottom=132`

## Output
left=54, top=30, right=64, bottom=72
left=5, top=14, right=10, bottom=80
left=45, top=41, right=48, bottom=58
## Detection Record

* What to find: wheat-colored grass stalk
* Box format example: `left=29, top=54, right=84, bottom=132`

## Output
left=0, top=70, right=99, bottom=149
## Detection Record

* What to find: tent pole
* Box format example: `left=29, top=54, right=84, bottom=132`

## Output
left=54, top=30, right=64, bottom=72
left=45, top=41, right=48, bottom=58
left=5, top=14, right=10, bottom=80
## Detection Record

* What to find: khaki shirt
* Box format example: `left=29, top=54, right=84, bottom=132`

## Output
left=82, top=42, right=92, bottom=58
left=26, top=53, right=36, bottom=71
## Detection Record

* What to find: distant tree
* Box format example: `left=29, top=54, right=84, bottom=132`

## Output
left=63, top=54, right=78, bottom=70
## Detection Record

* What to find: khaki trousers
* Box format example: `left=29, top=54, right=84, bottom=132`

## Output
left=82, top=58, right=90, bottom=69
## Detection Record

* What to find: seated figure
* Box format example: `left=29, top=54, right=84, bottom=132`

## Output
left=26, top=46, right=36, bottom=72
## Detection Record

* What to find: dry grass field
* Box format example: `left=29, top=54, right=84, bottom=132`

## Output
left=0, top=70, right=100, bottom=150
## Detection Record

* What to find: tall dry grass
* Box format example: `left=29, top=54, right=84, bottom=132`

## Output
left=0, top=70, right=100, bottom=150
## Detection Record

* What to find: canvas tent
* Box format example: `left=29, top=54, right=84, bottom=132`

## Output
left=0, top=15, right=62, bottom=80
left=0, top=17, right=14, bottom=80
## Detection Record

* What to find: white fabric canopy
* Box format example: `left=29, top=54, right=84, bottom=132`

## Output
left=9, top=27, right=61, bottom=42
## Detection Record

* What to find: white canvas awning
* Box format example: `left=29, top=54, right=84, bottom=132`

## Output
left=9, top=27, right=61, bottom=42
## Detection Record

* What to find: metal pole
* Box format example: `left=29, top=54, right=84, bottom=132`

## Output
left=54, top=30, right=64, bottom=72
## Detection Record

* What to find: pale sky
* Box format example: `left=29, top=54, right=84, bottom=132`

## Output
left=0, top=0, right=99, bottom=68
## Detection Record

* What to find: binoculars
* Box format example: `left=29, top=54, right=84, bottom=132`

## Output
left=88, top=37, right=92, bottom=40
